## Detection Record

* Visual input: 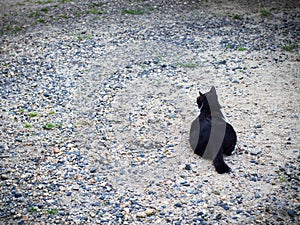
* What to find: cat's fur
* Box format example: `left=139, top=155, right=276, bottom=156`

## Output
left=190, top=86, right=237, bottom=174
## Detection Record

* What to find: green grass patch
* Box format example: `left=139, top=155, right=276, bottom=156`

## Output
left=282, top=44, right=297, bottom=52
left=49, top=110, right=56, bottom=114
left=212, top=190, right=221, bottom=195
left=77, top=34, right=92, bottom=41
left=28, top=112, right=38, bottom=117
left=14, top=27, right=22, bottom=33
left=28, top=206, right=38, bottom=213
left=37, top=18, right=46, bottom=23
left=92, top=2, right=104, bottom=7
left=279, top=176, right=286, bottom=182
left=59, top=0, right=73, bottom=3
left=7, top=26, right=23, bottom=34
left=43, top=123, right=62, bottom=130
left=25, top=123, right=32, bottom=128
left=17, top=2, right=25, bottom=6
left=157, top=54, right=164, bottom=62
left=75, top=11, right=82, bottom=17
left=36, top=0, right=53, bottom=4
left=41, top=7, right=49, bottom=13
left=122, top=9, right=145, bottom=15
left=261, top=9, right=271, bottom=17
left=237, top=47, right=248, bottom=51
left=48, top=208, right=58, bottom=215
left=86, top=9, right=103, bottom=14
left=59, top=14, right=68, bottom=19
left=29, top=11, right=41, bottom=18
left=232, top=14, right=242, bottom=20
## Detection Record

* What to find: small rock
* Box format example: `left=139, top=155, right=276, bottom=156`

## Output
left=180, top=181, right=190, bottom=186
left=72, top=185, right=80, bottom=191
left=184, top=164, right=192, bottom=170
left=215, top=213, right=222, bottom=220
left=165, top=180, right=173, bottom=186
left=90, top=167, right=97, bottom=173
left=219, top=203, right=230, bottom=210
left=236, top=210, right=243, bottom=214
left=22, top=215, right=29, bottom=221
left=168, top=114, right=176, bottom=119
left=174, top=203, right=182, bottom=208
left=66, top=143, right=75, bottom=148
left=250, top=159, right=258, bottom=164
left=14, top=192, right=22, bottom=198
left=250, top=149, right=261, bottom=155
left=1, top=174, right=9, bottom=180
left=136, top=212, right=146, bottom=218
left=81, top=29, right=87, bottom=34
left=231, top=79, right=239, bottom=84
left=145, top=208, right=156, bottom=216
left=255, top=192, right=261, bottom=198
left=15, top=138, right=22, bottom=142
left=197, top=211, right=204, bottom=216
left=187, top=188, right=197, bottom=194
left=143, top=141, right=153, bottom=149
left=53, top=148, right=60, bottom=154
left=287, top=209, right=295, bottom=217
left=91, top=202, right=100, bottom=206
left=43, top=92, right=51, bottom=98
left=250, top=176, right=258, bottom=182
left=3, top=144, right=9, bottom=150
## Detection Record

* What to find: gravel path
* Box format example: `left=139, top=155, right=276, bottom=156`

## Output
left=1, top=0, right=299, bottom=224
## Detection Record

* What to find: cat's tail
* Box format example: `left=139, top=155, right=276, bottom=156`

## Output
left=213, top=149, right=231, bottom=174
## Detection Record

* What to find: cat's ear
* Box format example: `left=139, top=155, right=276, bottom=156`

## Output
left=210, top=86, right=216, bottom=94
left=199, top=91, right=204, bottom=96
left=197, top=96, right=203, bottom=108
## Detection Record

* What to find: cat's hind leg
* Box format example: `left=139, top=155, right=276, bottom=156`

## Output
left=223, top=143, right=236, bottom=156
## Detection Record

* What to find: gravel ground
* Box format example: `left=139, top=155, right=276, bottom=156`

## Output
left=0, top=0, right=299, bottom=224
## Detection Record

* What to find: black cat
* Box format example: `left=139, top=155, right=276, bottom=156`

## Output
left=189, top=86, right=237, bottom=174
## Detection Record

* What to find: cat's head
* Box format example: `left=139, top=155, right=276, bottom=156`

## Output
left=197, top=86, right=221, bottom=109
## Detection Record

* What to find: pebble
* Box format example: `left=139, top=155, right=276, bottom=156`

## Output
left=255, top=192, right=261, bottom=198
left=236, top=210, right=243, bottom=214
left=184, top=164, right=192, bottom=171
left=287, top=209, right=295, bottom=217
left=136, top=212, right=146, bottom=218
left=250, top=149, right=262, bottom=155
left=174, top=203, right=182, bottom=208
left=14, top=192, right=22, bottom=198
left=180, top=181, right=190, bottom=186
left=89, top=167, right=97, bottom=173
left=145, top=208, right=156, bottom=216
left=1, top=174, right=9, bottom=180
left=219, top=203, right=230, bottom=210
left=53, top=148, right=60, bottom=154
